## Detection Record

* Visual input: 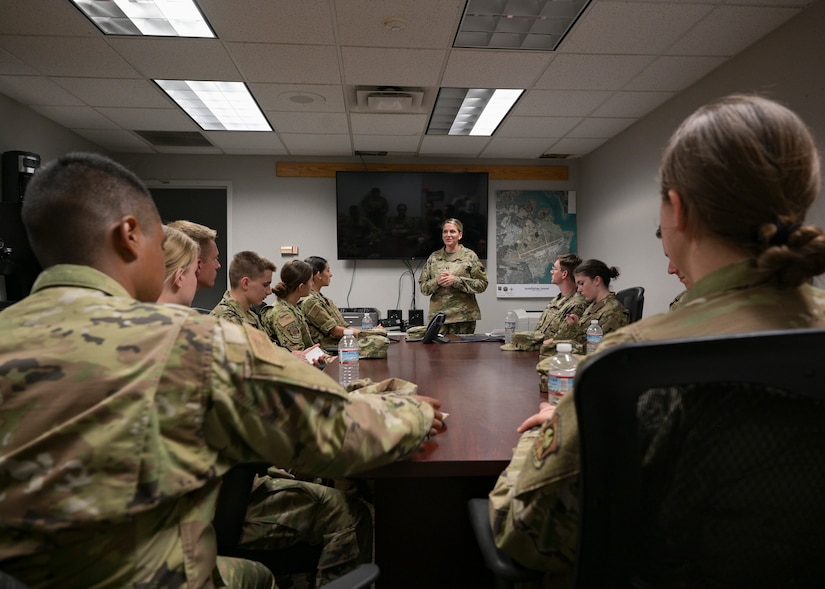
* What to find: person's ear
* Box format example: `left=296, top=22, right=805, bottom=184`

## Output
left=240, top=276, right=250, bottom=291
left=173, top=267, right=185, bottom=290
left=666, top=189, right=687, bottom=231
left=112, top=215, right=140, bottom=262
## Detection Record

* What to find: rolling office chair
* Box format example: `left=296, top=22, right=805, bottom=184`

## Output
left=573, top=329, right=825, bottom=588
left=615, top=286, right=645, bottom=322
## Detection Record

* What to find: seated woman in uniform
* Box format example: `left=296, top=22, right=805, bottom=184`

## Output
left=541, top=258, right=629, bottom=355
left=261, top=260, right=328, bottom=359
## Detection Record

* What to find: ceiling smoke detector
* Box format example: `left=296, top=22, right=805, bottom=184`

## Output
left=355, top=86, right=424, bottom=112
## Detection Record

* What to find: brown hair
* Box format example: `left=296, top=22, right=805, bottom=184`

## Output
left=442, top=218, right=464, bottom=233
left=557, top=253, right=582, bottom=276
left=660, top=94, right=825, bottom=288
left=574, top=259, right=620, bottom=287
left=162, top=225, right=198, bottom=283
left=228, top=251, right=276, bottom=288
left=273, top=259, right=312, bottom=298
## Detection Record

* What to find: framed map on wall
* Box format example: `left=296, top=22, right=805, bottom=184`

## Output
left=495, top=190, right=577, bottom=298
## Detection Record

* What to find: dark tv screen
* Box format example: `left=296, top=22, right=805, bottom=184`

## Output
left=335, top=171, right=489, bottom=260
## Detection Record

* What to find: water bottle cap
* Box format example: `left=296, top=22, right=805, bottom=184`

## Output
left=590, top=319, right=598, bottom=324
left=557, top=343, right=573, bottom=353
left=344, top=328, right=354, bottom=335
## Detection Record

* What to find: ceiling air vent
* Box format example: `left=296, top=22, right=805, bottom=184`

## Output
left=355, top=86, right=424, bottom=112
left=135, top=130, right=213, bottom=147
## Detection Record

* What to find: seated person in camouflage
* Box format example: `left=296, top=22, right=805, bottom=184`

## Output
left=489, top=95, right=825, bottom=585
left=211, top=250, right=275, bottom=331
left=157, top=225, right=200, bottom=307
left=539, top=258, right=630, bottom=357
left=262, top=260, right=331, bottom=361
left=0, top=152, right=445, bottom=589
left=167, top=219, right=222, bottom=291
left=419, top=218, right=489, bottom=334
left=500, top=254, right=587, bottom=352
left=301, top=256, right=389, bottom=358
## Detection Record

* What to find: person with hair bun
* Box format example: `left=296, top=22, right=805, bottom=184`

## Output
left=261, top=259, right=318, bottom=353
left=490, top=95, right=825, bottom=582
left=543, top=258, right=630, bottom=354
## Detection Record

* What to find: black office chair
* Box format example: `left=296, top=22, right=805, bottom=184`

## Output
left=213, top=462, right=324, bottom=585
left=573, top=329, right=825, bottom=588
left=615, top=286, right=644, bottom=322
left=467, top=498, right=543, bottom=589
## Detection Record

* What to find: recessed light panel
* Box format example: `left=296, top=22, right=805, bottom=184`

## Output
left=427, top=87, right=523, bottom=136
left=155, top=80, right=272, bottom=131
left=455, top=0, right=593, bottom=51
left=71, top=0, right=215, bottom=37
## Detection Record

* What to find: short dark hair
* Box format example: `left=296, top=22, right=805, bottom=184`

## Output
left=228, top=251, right=275, bottom=288
left=22, top=152, right=158, bottom=268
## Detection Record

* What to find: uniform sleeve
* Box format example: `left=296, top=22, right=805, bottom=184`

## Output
left=301, top=296, right=339, bottom=336
left=488, top=393, right=580, bottom=575
left=418, top=254, right=439, bottom=296
left=454, top=252, right=489, bottom=295
left=204, top=321, right=433, bottom=477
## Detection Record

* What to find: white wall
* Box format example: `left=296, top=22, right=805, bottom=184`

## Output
left=580, top=0, right=825, bottom=316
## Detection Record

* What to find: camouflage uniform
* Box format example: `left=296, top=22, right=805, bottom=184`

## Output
left=669, top=289, right=688, bottom=311
left=418, top=245, right=488, bottom=334
left=489, top=259, right=825, bottom=578
left=300, top=289, right=348, bottom=349
left=211, top=290, right=264, bottom=331
left=534, top=292, right=588, bottom=338
left=0, top=265, right=433, bottom=589
left=260, top=298, right=314, bottom=352
left=538, top=292, right=629, bottom=358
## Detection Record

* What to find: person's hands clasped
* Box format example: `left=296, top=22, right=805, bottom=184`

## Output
left=413, top=394, right=446, bottom=436
left=517, top=401, right=556, bottom=433
left=436, top=271, right=455, bottom=288
left=565, top=313, right=579, bottom=326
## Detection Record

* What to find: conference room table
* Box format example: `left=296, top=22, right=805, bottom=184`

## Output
left=325, top=334, right=545, bottom=588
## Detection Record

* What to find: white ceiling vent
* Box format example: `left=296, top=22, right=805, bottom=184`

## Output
left=355, top=86, right=424, bottom=112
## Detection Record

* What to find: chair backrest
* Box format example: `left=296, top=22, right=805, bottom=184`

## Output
left=572, top=329, right=825, bottom=589
left=615, top=286, right=644, bottom=322
left=213, top=462, right=270, bottom=552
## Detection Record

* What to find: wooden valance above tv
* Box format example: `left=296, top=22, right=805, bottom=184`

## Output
left=275, top=162, right=567, bottom=181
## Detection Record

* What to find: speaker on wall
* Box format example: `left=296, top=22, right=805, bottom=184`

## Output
left=2, top=151, right=40, bottom=203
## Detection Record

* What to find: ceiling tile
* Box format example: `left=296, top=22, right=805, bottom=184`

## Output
left=94, top=107, right=198, bottom=131
left=199, top=0, right=336, bottom=43
left=478, top=137, right=554, bottom=159
left=266, top=112, right=350, bottom=134
left=544, top=136, right=609, bottom=157
left=72, top=128, right=156, bottom=153
left=280, top=134, right=353, bottom=156
left=0, top=36, right=139, bottom=78
left=591, top=91, right=676, bottom=117
left=107, top=38, right=241, bottom=80
left=418, top=135, right=488, bottom=157
left=567, top=117, right=637, bottom=138
left=203, top=131, right=288, bottom=154
left=497, top=116, right=582, bottom=138
left=534, top=54, right=655, bottom=91
left=30, top=105, right=119, bottom=130
left=0, top=75, right=84, bottom=106
left=0, top=2, right=98, bottom=36
left=353, top=135, right=422, bottom=153
left=350, top=113, right=428, bottom=135
left=0, top=46, right=38, bottom=76
left=442, top=50, right=553, bottom=88
left=336, top=0, right=466, bottom=48
left=228, top=43, right=341, bottom=84
left=514, top=90, right=611, bottom=117
left=250, top=84, right=345, bottom=112
left=342, top=47, right=446, bottom=87
left=624, top=56, right=727, bottom=92
left=52, top=78, right=170, bottom=108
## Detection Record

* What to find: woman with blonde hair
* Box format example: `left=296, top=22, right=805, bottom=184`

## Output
left=157, top=225, right=200, bottom=306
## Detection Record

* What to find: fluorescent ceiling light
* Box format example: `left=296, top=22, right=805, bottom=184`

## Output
left=455, top=0, right=593, bottom=51
left=71, top=0, right=215, bottom=37
left=427, top=88, right=523, bottom=136
left=155, top=80, right=272, bottom=131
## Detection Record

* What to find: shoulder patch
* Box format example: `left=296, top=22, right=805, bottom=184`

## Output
left=532, top=412, right=560, bottom=468
left=243, top=323, right=284, bottom=367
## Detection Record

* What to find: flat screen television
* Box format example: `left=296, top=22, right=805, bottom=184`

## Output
left=335, top=171, right=489, bottom=260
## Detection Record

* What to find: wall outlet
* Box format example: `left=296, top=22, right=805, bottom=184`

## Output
left=408, top=309, right=424, bottom=326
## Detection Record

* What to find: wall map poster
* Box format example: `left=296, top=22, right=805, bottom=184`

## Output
left=496, top=190, right=577, bottom=298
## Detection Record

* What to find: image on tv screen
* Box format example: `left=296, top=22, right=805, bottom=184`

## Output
left=335, top=171, right=488, bottom=260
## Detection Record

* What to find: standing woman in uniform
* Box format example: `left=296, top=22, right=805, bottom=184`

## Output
left=419, top=218, right=489, bottom=334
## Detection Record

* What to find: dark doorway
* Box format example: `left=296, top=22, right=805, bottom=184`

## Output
left=150, top=187, right=228, bottom=310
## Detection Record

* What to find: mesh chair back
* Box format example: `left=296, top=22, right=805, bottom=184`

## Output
left=573, top=329, right=825, bottom=589
left=615, top=286, right=645, bottom=322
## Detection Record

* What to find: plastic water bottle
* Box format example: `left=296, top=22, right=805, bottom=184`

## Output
left=338, top=329, right=360, bottom=387
left=504, top=311, right=517, bottom=344
left=547, top=343, right=578, bottom=405
left=586, top=319, right=603, bottom=354
left=361, top=311, right=374, bottom=330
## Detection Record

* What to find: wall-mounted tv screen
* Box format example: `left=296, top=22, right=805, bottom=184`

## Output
left=336, top=171, right=489, bottom=260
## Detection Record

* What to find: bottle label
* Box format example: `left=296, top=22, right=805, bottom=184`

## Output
left=505, top=321, right=516, bottom=330
left=548, top=375, right=574, bottom=396
left=340, top=350, right=359, bottom=364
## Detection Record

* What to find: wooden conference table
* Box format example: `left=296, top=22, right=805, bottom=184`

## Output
left=325, top=335, right=543, bottom=588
